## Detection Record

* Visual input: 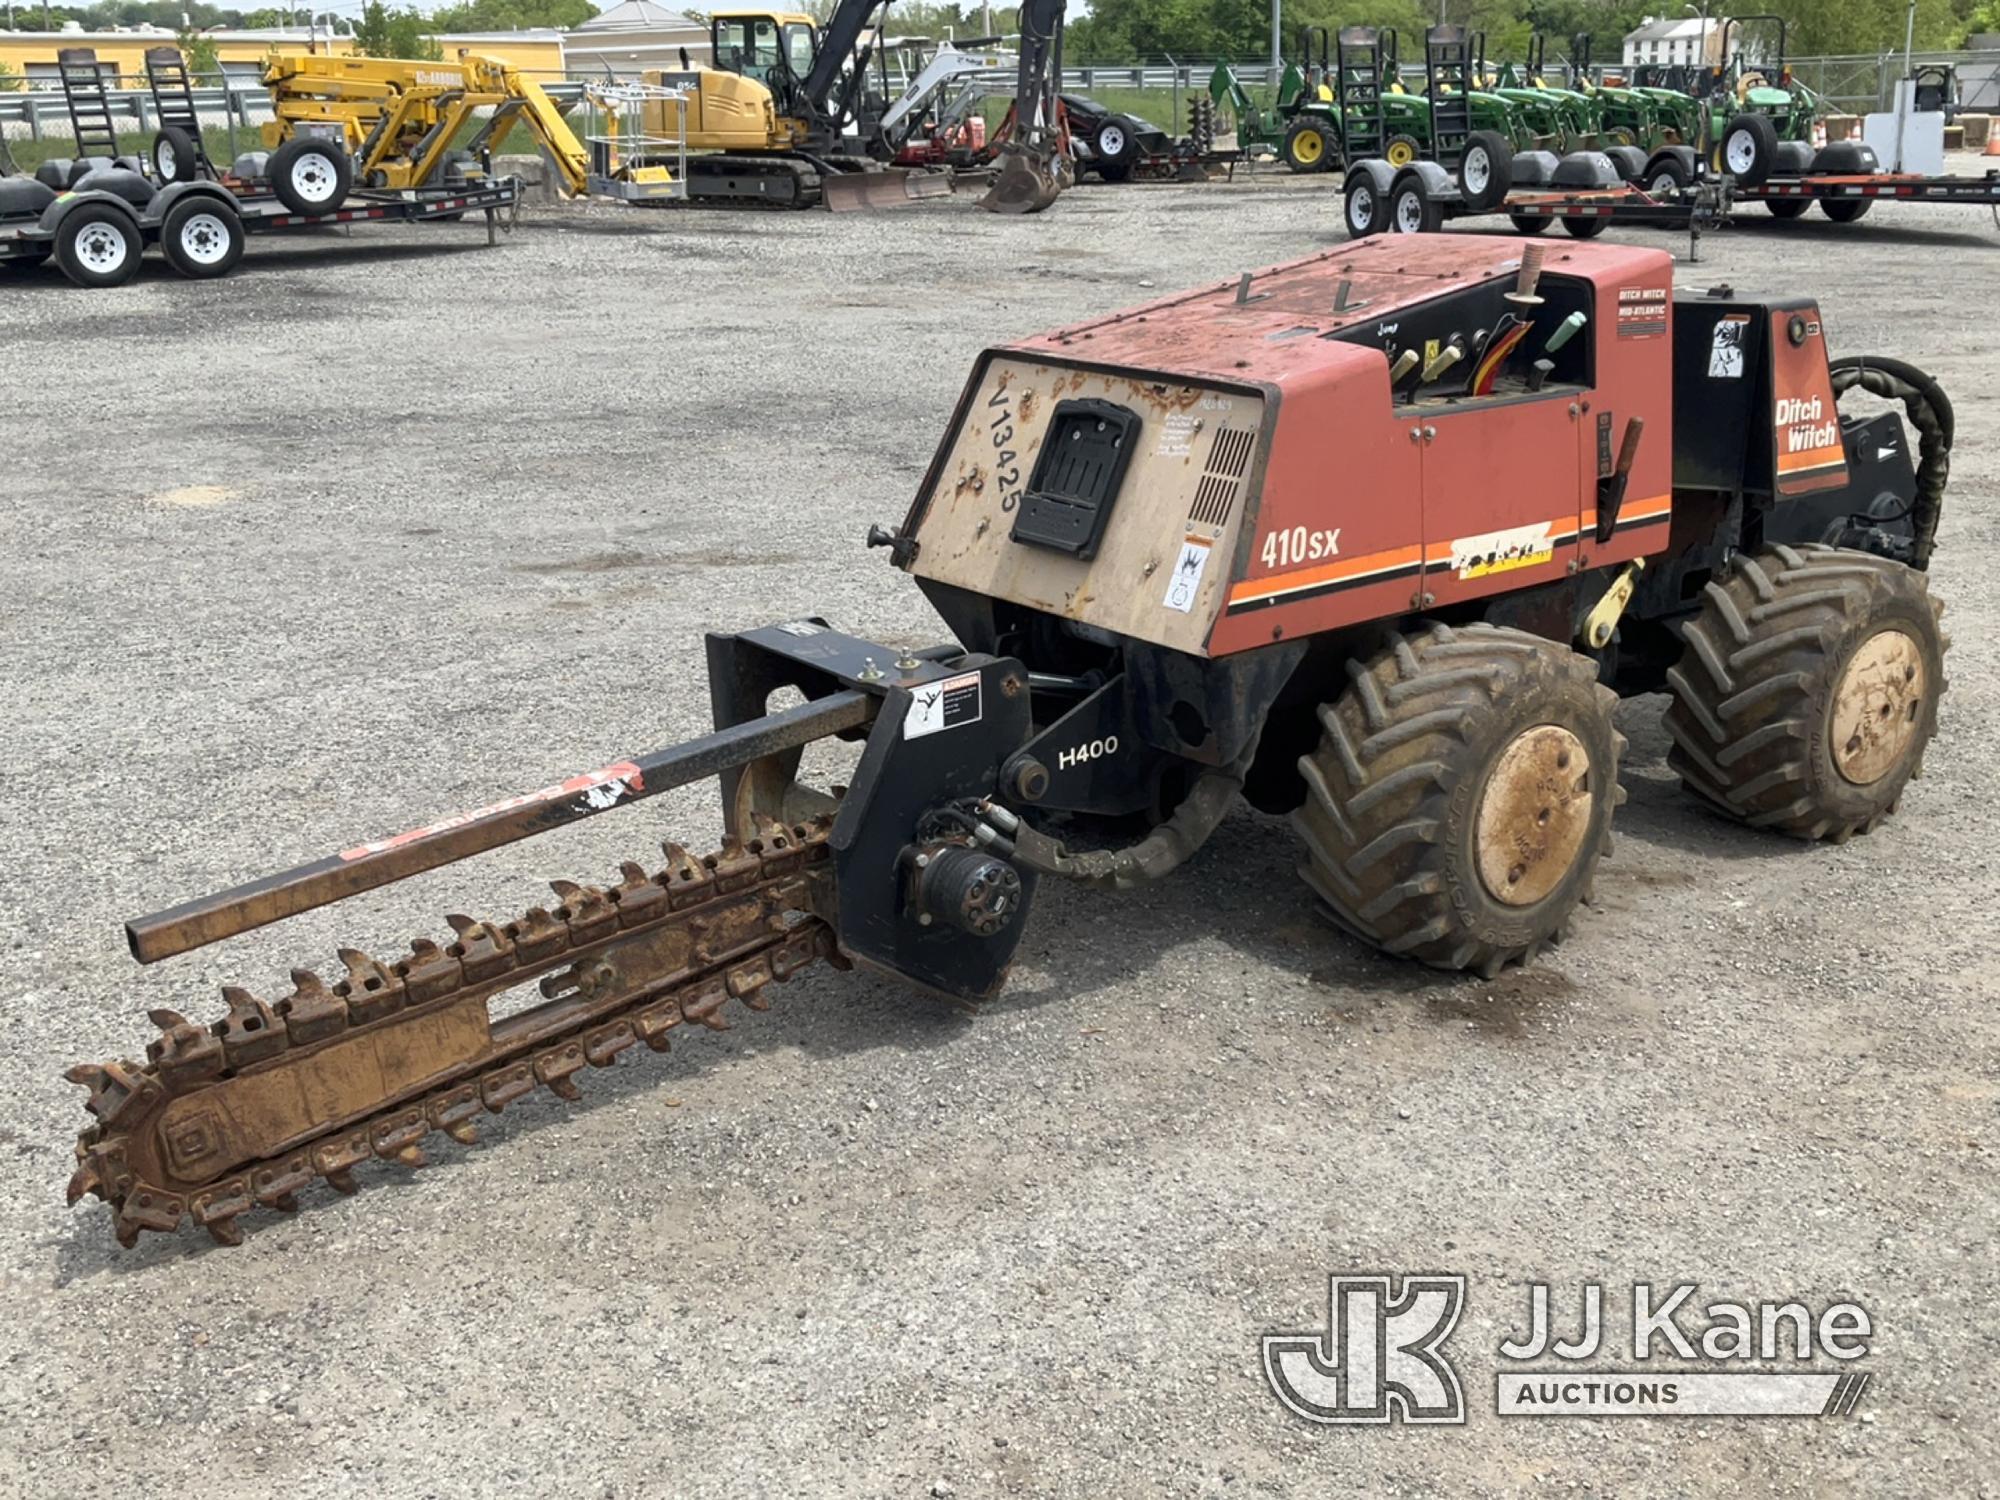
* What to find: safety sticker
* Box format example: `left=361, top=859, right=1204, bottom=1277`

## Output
left=1709, top=315, right=1751, bottom=379
left=1156, top=411, right=1199, bottom=458
left=1163, top=535, right=1213, bottom=613
left=904, top=671, right=982, bottom=739
left=774, top=620, right=825, bottom=637
left=1451, top=521, right=1556, bottom=580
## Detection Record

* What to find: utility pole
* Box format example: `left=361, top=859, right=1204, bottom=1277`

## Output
left=1270, top=0, right=1280, bottom=70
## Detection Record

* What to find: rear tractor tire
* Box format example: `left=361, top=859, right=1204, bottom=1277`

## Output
left=1293, top=623, right=1625, bottom=977
left=1663, top=544, right=1947, bottom=842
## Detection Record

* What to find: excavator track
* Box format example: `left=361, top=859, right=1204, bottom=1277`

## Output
left=66, top=816, right=839, bottom=1249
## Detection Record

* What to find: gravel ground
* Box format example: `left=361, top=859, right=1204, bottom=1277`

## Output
left=1, top=168, right=1995, bottom=1499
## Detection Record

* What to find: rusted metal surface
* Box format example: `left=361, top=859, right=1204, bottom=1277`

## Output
left=977, top=144, right=1064, bottom=214
left=1474, top=725, right=1594, bottom=907
left=127, top=691, right=871, bottom=964
left=69, top=817, right=840, bottom=1249
left=1831, top=628, right=1926, bottom=785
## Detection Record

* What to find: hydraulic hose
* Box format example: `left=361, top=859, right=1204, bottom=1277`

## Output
left=979, top=733, right=1261, bottom=892
left=1829, top=354, right=1952, bottom=570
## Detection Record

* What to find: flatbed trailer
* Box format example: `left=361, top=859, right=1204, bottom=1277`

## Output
left=0, top=176, right=520, bottom=289
left=1344, top=149, right=2000, bottom=252
left=1737, top=169, right=2000, bottom=224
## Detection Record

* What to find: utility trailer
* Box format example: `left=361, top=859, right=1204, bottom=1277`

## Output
left=0, top=174, right=520, bottom=289
left=1344, top=139, right=2000, bottom=248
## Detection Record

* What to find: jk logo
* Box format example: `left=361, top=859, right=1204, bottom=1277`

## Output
left=1262, top=1274, right=1467, bottom=1425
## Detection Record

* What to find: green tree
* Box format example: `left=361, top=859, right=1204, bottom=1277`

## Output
left=429, top=0, right=599, bottom=29
left=178, top=31, right=222, bottom=80
left=355, top=0, right=443, bottom=60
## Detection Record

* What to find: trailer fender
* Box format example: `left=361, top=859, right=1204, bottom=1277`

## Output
left=1508, top=149, right=1560, bottom=187
left=1773, top=140, right=1814, bottom=177
left=37, top=188, right=143, bottom=239
left=1812, top=139, right=1879, bottom=175
left=148, top=179, right=242, bottom=228
left=69, top=168, right=157, bottom=209
left=1552, top=150, right=1622, bottom=190
left=0, top=177, right=57, bottom=218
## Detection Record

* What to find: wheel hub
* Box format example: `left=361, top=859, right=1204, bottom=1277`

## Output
left=181, top=213, right=228, bottom=264
left=77, top=223, right=127, bottom=273
left=1395, top=190, right=1422, bottom=232
left=1475, top=724, right=1593, bottom=907
left=1830, top=628, right=1926, bottom=784
left=1465, top=150, right=1489, bottom=191
left=1726, top=133, right=1755, bottom=173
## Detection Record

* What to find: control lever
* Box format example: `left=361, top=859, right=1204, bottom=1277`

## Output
left=1526, top=357, right=1555, bottom=392
left=1595, top=417, right=1645, bottom=543
left=1543, top=310, right=1587, bottom=353
left=1420, top=340, right=1465, bottom=385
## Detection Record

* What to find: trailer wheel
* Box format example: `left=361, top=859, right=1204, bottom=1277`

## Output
left=1094, top=160, right=1133, bottom=183
left=1765, top=197, right=1809, bottom=218
left=1391, top=174, right=1442, bottom=233
left=1282, top=116, right=1335, bottom=173
left=1508, top=212, right=1553, bottom=235
left=1820, top=197, right=1872, bottom=223
left=1458, top=130, right=1513, bottom=210
left=1721, top=111, right=1778, bottom=185
left=1091, top=117, right=1141, bottom=167
left=268, top=136, right=353, bottom=215
left=1664, top=544, right=1946, bottom=842
left=53, top=202, right=141, bottom=289
left=1293, top=622, right=1623, bottom=977
left=1561, top=214, right=1609, bottom=238
left=1344, top=171, right=1388, bottom=237
left=160, top=197, right=244, bottom=278
left=1645, top=153, right=1691, bottom=194
left=152, top=125, right=200, bottom=184
left=1384, top=133, right=1421, bottom=168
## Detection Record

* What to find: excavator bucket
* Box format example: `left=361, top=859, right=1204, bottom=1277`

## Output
left=977, top=143, right=1065, bottom=214
left=822, top=167, right=953, bottom=213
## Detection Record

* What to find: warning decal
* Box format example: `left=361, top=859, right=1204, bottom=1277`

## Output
left=1709, top=314, right=1751, bottom=378
left=904, top=671, right=983, bottom=740
left=1163, top=536, right=1212, bottom=613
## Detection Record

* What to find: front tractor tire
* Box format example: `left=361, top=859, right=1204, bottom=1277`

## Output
left=1664, top=544, right=1947, bottom=842
left=1293, top=623, right=1625, bottom=977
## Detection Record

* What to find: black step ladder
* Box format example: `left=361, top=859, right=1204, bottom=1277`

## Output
left=145, top=46, right=217, bottom=178
left=58, top=48, right=122, bottom=163
left=1336, top=26, right=1391, bottom=161
left=1424, top=25, right=1474, bottom=167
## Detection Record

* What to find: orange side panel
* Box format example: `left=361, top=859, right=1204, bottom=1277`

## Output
left=1205, top=362, right=1424, bottom=656
left=1766, top=304, right=1849, bottom=497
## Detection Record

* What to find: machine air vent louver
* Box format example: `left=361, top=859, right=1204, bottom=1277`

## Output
left=1188, top=427, right=1255, bottom=529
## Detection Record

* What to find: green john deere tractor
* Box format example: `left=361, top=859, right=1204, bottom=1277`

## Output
left=1486, top=33, right=1602, bottom=150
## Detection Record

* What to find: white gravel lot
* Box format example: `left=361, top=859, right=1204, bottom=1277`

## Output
left=0, top=167, right=1995, bottom=1498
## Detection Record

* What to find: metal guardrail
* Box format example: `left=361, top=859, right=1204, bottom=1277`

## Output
left=0, top=81, right=272, bottom=142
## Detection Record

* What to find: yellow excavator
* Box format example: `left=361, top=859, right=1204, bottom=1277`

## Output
left=632, top=3, right=915, bottom=206
left=256, top=51, right=684, bottom=212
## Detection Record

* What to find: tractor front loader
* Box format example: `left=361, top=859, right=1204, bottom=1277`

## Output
left=68, top=237, right=1953, bottom=1251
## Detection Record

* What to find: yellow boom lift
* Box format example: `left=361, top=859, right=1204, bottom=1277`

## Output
left=255, top=52, right=686, bottom=213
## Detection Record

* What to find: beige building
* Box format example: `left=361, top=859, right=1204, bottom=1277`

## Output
left=563, top=0, right=711, bottom=77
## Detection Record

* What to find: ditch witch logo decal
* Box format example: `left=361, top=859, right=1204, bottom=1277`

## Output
left=1263, top=1278, right=1874, bottom=1425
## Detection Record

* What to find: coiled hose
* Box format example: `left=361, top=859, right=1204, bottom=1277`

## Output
left=1829, top=354, right=1952, bottom=570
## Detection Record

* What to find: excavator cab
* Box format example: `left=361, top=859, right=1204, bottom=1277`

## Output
left=709, top=10, right=820, bottom=90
